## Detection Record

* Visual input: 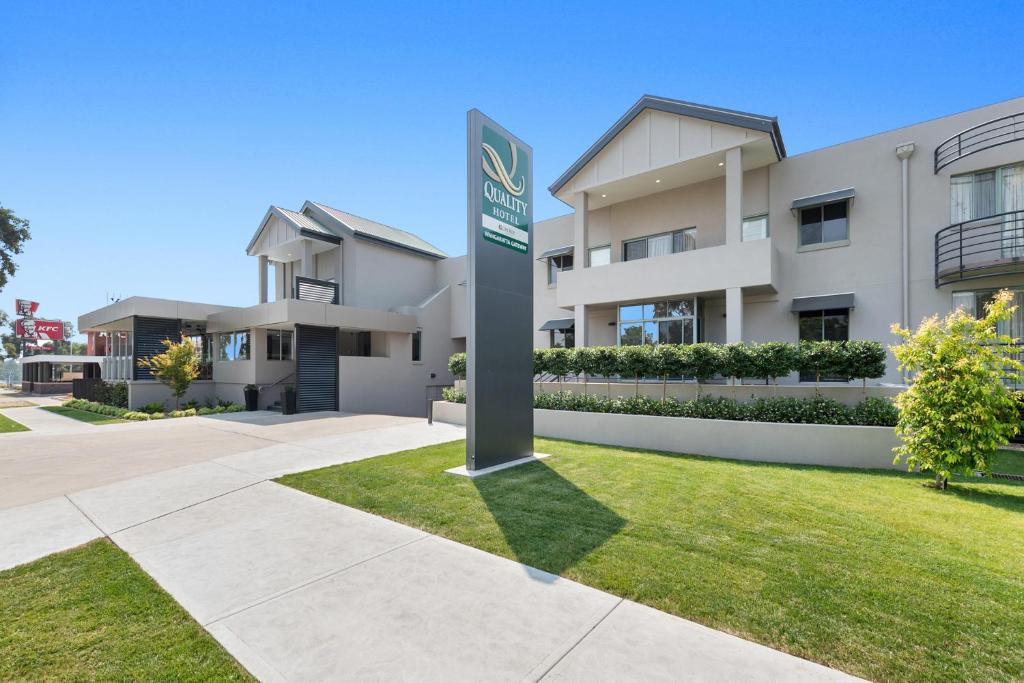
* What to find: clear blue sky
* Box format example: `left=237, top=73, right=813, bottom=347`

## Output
left=2, top=1, right=1022, bottom=340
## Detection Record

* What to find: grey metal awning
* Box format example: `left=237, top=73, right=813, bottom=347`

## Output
left=791, top=187, right=856, bottom=211
left=539, top=318, right=575, bottom=331
left=537, top=245, right=574, bottom=260
left=791, top=293, right=855, bottom=312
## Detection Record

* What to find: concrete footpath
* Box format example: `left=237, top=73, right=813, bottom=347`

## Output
left=0, top=413, right=858, bottom=682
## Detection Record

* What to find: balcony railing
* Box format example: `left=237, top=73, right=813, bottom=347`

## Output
left=934, top=111, right=1024, bottom=173
left=935, top=210, right=1024, bottom=286
left=294, top=276, right=339, bottom=304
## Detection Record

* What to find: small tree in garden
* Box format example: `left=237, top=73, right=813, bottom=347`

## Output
left=748, top=341, right=799, bottom=387
left=842, top=340, right=888, bottom=389
left=797, top=340, right=844, bottom=390
left=687, top=343, right=722, bottom=396
left=546, top=347, right=573, bottom=391
left=619, top=344, right=655, bottom=397
left=890, top=289, right=1023, bottom=488
left=571, top=347, right=598, bottom=395
left=533, top=348, right=549, bottom=393
left=136, top=336, right=200, bottom=410
left=590, top=346, right=620, bottom=397
left=720, top=343, right=755, bottom=394
left=448, top=352, right=466, bottom=379
left=652, top=344, right=684, bottom=400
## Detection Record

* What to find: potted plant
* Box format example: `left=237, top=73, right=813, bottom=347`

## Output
left=282, top=385, right=296, bottom=415
left=243, top=383, right=259, bottom=411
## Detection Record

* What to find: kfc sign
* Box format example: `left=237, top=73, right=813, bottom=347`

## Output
left=16, top=319, right=64, bottom=341
left=16, top=299, right=39, bottom=317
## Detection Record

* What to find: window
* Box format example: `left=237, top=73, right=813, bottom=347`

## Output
left=588, top=245, right=611, bottom=267
left=798, top=309, right=849, bottom=381
left=412, top=330, right=422, bottom=362
left=618, top=299, right=697, bottom=346
left=742, top=215, right=769, bottom=241
left=799, top=200, right=848, bottom=247
left=339, top=331, right=372, bottom=357
left=951, top=164, right=1024, bottom=257
left=217, top=331, right=250, bottom=361
left=547, top=254, right=573, bottom=285
left=550, top=328, right=575, bottom=348
left=622, top=228, right=696, bottom=262
left=266, top=329, right=293, bottom=361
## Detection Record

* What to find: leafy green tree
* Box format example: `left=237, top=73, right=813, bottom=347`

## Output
left=0, top=206, right=31, bottom=293
left=748, top=341, right=799, bottom=386
left=589, top=346, right=620, bottom=397
left=686, top=343, right=722, bottom=396
left=570, top=347, right=599, bottom=395
left=798, top=340, right=844, bottom=390
left=136, top=336, right=200, bottom=410
left=652, top=344, right=685, bottom=400
left=890, top=289, right=1023, bottom=488
left=842, top=340, right=888, bottom=388
left=619, top=345, right=654, bottom=397
left=720, top=343, right=756, bottom=394
left=546, top=347, right=572, bottom=390
left=448, top=352, right=466, bottom=378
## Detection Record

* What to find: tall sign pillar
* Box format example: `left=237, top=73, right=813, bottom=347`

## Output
left=465, top=110, right=534, bottom=471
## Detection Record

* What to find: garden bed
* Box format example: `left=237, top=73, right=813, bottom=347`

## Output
left=62, top=398, right=245, bottom=422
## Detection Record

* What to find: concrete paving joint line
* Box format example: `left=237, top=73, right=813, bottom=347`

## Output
left=528, top=597, right=626, bottom=682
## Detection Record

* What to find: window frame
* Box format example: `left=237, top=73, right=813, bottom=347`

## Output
left=617, top=298, right=698, bottom=347
left=588, top=244, right=611, bottom=267
left=266, top=329, right=293, bottom=361
left=411, top=329, right=422, bottom=363
left=547, top=253, right=573, bottom=285
left=217, top=330, right=251, bottom=362
left=797, top=308, right=850, bottom=382
left=741, top=214, right=769, bottom=241
left=622, top=228, right=697, bottom=262
left=797, top=200, right=850, bottom=251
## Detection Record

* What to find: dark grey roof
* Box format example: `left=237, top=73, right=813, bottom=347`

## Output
left=549, top=95, right=786, bottom=195
left=791, top=188, right=856, bottom=211
left=791, top=293, right=855, bottom=313
left=537, top=245, right=574, bottom=260
left=539, top=318, right=575, bottom=331
left=310, top=202, right=447, bottom=259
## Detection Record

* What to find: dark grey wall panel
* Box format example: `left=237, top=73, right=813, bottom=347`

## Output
left=132, top=316, right=181, bottom=380
left=296, top=324, right=338, bottom=413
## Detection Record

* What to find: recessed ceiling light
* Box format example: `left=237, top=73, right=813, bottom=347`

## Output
left=601, top=193, right=607, bottom=198
left=718, top=162, right=724, bottom=167
left=655, top=179, right=661, bottom=183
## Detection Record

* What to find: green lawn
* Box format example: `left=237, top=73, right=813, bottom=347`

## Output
left=992, top=449, right=1024, bottom=476
left=41, top=405, right=126, bottom=425
left=280, top=438, right=1024, bottom=683
left=0, top=539, right=251, bottom=681
left=0, top=412, right=29, bottom=433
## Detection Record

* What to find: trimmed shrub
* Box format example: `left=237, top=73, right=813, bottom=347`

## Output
left=850, top=396, right=899, bottom=427
left=720, top=343, right=755, bottom=382
left=748, top=342, right=800, bottom=384
left=686, top=343, right=723, bottom=387
left=140, top=402, right=165, bottom=415
left=442, top=387, right=466, bottom=403
left=797, top=340, right=845, bottom=385
left=618, top=345, right=655, bottom=395
left=448, top=352, right=466, bottom=379
left=842, top=340, right=888, bottom=386
left=94, top=380, right=129, bottom=408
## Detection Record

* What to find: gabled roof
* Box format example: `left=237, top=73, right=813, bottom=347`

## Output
left=245, top=205, right=338, bottom=255
left=306, top=202, right=447, bottom=259
left=548, top=95, right=787, bottom=195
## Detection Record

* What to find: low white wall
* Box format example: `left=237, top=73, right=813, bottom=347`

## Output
left=430, top=401, right=901, bottom=470
left=128, top=380, right=217, bottom=410
left=339, top=350, right=424, bottom=417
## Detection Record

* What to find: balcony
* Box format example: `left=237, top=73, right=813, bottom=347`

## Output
left=935, top=210, right=1024, bottom=286
left=934, top=111, right=1024, bottom=173
left=294, top=276, right=339, bottom=304
left=556, top=238, right=777, bottom=308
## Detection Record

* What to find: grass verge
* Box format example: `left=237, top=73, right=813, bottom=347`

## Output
left=0, top=539, right=251, bottom=681
left=280, top=438, right=1024, bottom=683
left=41, top=405, right=127, bottom=425
left=0, top=412, right=29, bottom=433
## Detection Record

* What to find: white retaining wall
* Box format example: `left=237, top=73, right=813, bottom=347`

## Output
left=431, top=401, right=901, bottom=470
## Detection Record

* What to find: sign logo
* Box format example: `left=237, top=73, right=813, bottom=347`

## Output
left=481, top=125, right=530, bottom=254
left=16, top=319, right=64, bottom=341
left=16, top=299, right=39, bottom=317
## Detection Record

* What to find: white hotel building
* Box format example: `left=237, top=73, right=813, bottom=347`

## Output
left=79, top=94, right=1024, bottom=412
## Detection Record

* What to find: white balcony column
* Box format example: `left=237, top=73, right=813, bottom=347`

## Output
left=335, top=243, right=344, bottom=304
left=573, top=191, right=588, bottom=267
left=574, top=304, right=587, bottom=347
left=301, top=238, right=314, bottom=278
left=725, top=146, right=743, bottom=245
left=725, top=287, right=743, bottom=343
left=258, top=255, right=268, bottom=304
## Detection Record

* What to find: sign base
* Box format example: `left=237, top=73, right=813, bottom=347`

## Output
left=445, top=453, right=549, bottom=478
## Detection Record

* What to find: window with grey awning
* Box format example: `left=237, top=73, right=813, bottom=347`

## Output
left=539, top=318, right=575, bottom=331
left=537, top=245, right=574, bottom=260
left=791, top=188, right=856, bottom=211
left=790, top=293, right=855, bottom=312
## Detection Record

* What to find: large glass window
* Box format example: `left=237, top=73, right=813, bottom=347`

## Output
left=954, top=287, right=1024, bottom=387
left=218, top=331, right=250, bottom=361
left=266, top=329, right=293, bottom=361
left=799, top=201, right=848, bottom=247
left=547, top=254, right=573, bottom=285
left=798, top=309, right=849, bottom=381
left=622, top=228, right=696, bottom=262
left=618, top=299, right=697, bottom=346
left=588, top=245, right=611, bottom=267
left=742, top=215, right=769, bottom=241
left=951, top=164, right=1024, bottom=258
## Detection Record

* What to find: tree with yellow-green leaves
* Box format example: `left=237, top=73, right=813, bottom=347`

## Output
left=136, top=336, right=200, bottom=410
left=890, top=289, right=1023, bottom=488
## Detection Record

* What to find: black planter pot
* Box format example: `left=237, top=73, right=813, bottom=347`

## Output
left=282, top=388, right=297, bottom=415
left=243, top=387, right=259, bottom=411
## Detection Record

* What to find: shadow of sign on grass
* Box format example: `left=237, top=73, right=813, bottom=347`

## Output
left=471, top=460, right=625, bottom=581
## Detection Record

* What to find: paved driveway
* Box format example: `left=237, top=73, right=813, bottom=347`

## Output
left=0, top=409, right=857, bottom=681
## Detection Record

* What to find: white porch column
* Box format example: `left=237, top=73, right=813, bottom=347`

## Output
left=258, top=255, right=268, bottom=304
left=335, top=243, right=344, bottom=304
left=301, top=239, right=314, bottom=278
left=725, top=287, right=743, bottom=343
left=573, top=192, right=588, bottom=267
left=725, top=147, right=743, bottom=245
left=574, top=305, right=587, bottom=347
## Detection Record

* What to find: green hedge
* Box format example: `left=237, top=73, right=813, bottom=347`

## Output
left=63, top=398, right=245, bottom=421
left=447, top=340, right=886, bottom=383
left=437, top=390, right=897, bottom=427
